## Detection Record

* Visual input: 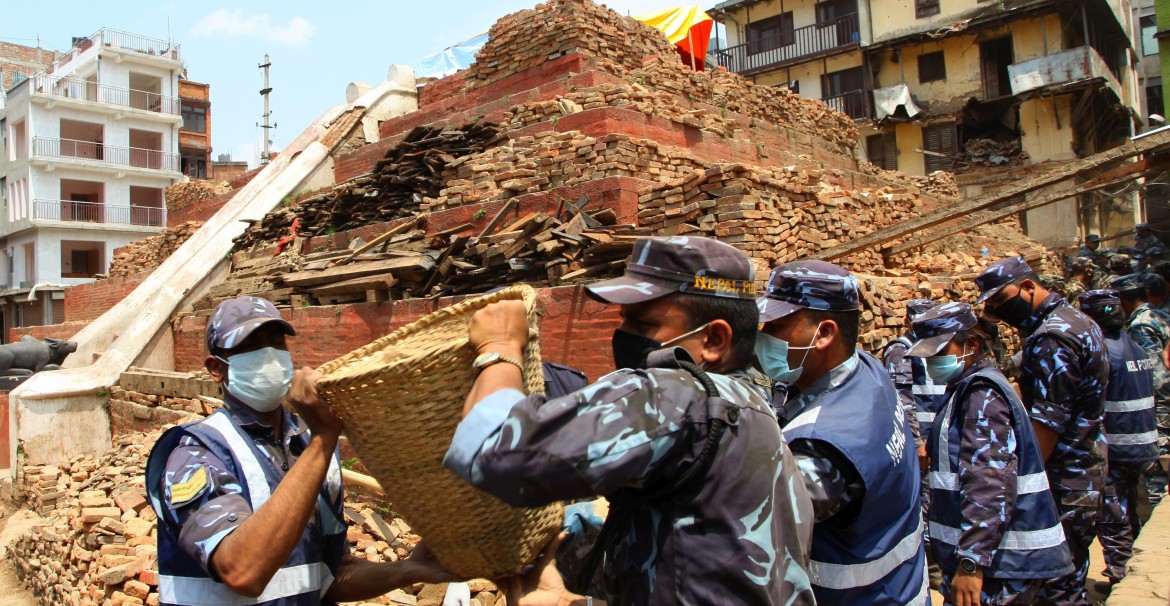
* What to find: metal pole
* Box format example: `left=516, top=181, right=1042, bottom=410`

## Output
left=259, top=54, right=273, bottom=166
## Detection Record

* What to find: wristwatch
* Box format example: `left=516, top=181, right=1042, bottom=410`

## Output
left=472, top=351, right=523, bottom=374
left=958, top=557, right=979, bottom=575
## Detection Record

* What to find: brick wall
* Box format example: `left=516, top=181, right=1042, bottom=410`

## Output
left=167, top=189, right=233, bottom=226
left=63, top=272, right=151, bottom=322
left=10, top=321, right=88, bottom=343
left=174, top=284, right=620, bottom=381
left=0, top=41, right=58, bottom=90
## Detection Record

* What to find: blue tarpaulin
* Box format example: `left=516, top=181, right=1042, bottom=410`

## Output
left=411, top=32, right=489, bottom=80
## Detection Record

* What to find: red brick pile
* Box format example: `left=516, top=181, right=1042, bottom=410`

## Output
left=106, top=222, right=202, bottom=278
left=164, top=180, right=230, bottom=215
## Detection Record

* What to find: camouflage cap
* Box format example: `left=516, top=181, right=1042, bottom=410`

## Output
left=585, top=236, right=755, bottom=305
left=1077, top=289, right=1121, bottom=310
left=1110, top=273, right=1145, bottom=295
left=206, top=296, right=296, bottom=354
left=975, top=256, right=1036, bottom=305
left=907, top=301, right=979, bottom=357
left=756, top=260, right=861, bottom=322
left=906, top=299, right=937, bottom=320
left=1070, top=257, right=1095, bottom=271
left=1085, top=234, right=1101, bottom=243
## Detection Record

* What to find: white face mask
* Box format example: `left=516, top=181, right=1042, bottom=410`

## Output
left=223, top=347, right=294, bottom=412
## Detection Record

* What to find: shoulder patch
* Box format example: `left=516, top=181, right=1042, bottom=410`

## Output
left=167, top=466, right=210, bottom=508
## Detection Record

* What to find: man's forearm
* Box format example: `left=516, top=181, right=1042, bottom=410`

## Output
left=209, top=433, right=338, bottom=596
left=323, top=555, right=435, bottom=602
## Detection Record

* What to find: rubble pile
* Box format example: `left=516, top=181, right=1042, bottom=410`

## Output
left=956, top=138, right=1028, bottom=170
left=470, top=0, right=857, bottom=151
left=11, top=413, right=498, bottom=605
left=234, top=123, right=504, bottom=249
left=163, top=180, right=231, bottom=214
left=909, top=170, right=960, bottom=200
left=106, top=221, right=203, bottom=278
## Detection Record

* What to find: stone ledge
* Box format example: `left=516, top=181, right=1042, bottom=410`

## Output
left=1107, top=501, right=1170, bottom=604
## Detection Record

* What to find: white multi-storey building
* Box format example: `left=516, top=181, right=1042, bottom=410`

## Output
left=0, top=29, right=182, bottom=332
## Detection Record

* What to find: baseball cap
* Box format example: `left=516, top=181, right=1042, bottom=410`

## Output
left=756, top=260, right=861, bottom=323
left=906, top=299, right=937, bottom=321
left=975, top=257, right=1037, bottom=304
left=1136, top=223, right=1150, bottom=231
left=1085, top=234, right=1101, bottom=243
left=585, top=236, right=755, bottom=305
left=1077, top=289, right=1121, bottom=310
left=907, top=302, right=979, bottom=357
left=1110, top=274, right=1145, bottom=294
left=206, top=296, right=296, bottom=354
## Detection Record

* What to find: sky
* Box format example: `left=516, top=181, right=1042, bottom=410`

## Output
left=2, top=1, right=691, bottom=168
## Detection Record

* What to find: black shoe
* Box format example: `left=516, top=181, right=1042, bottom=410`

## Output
left=1093, top=579, right=1114, bottom=594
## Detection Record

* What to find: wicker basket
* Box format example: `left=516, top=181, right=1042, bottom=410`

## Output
left=315, top=285, right=563, bottom=579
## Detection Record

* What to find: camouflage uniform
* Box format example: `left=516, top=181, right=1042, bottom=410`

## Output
left=880, top=299, right=938, bottom=450
left=444, top=236, right=815, bottom=606
left=1133, top=224, right=1160, bottom=253
left=977, top=258, right=1108, bottom=606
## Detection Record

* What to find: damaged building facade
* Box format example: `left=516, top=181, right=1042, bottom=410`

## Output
left=708, top=0, right=1147, bottom=247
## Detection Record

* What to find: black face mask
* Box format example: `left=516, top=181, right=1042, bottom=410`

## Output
left=611, top=329, right=661, bottom=370
left=987, top=291, right=1034, bottom=329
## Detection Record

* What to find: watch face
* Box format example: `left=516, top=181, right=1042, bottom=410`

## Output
left=959, top=558, right=977, bottom=573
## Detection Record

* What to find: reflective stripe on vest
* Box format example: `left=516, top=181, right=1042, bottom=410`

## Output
left=201, top=412, right=272, bottom=509
left=1105, top=430, right=1160, bottom=446
left=785, top=406, right=820, bottom=433
left=929, top=471, right=1049, bottom=494
left=1105, top=397, right=1155, bottom=413
left=928, top=520, right=1067, bottom=551
left=158, top=562, right=334, bottom=605
left=808, top=519, right=923, bottom=590
left=912, top=384, right=947, bottom=396
left=916, top=411, right=936, bottom=424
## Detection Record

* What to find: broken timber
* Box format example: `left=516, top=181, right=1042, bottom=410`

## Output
left=818, top=128, right=1170, bottom=261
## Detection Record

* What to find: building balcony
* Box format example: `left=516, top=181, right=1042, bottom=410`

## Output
left=1008, top=46, right=1122, bottom=101
left=823, top=89, right=872, bottom=120
left=45, top=28, right=181, bottom=75
left=28, top=74, right=180, bottom=116
left=32, top=137, right=180, bottom=174
left=6, top=199, right=167, bottom=233
left=708, top=13, right=860, bottom=74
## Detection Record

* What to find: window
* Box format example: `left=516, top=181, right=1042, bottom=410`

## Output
left=918, top=51, right=946, bottom=83
left=1147, top=78, right=1164, bottom=119
left=1141, top=15, right=1158, bottom=56
left=980, top=37, right=1014, bottom=99
left=181, top=152, right=208, bottom=179
left=816, top=0, right=859, bottom=42
left=867, top=133, right=897, bottom=170
left=777, top=80, right=800, bottom=94
left=821, top=67, right=868, bottom=119
left=747, top=13, right=795, bottom=54
left=922, top=123, right=958, bottom=173
left=916, top=0, right=940, bottom=19
left=181, top=103, right=207, bottom=133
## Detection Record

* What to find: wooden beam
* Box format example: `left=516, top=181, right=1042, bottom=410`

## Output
left=884, top=159, right=1170, bottom=256
left=819, top=128, right=1170, bottom=261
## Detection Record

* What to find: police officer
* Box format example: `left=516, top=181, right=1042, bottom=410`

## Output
left=1077, top=290, right=1158, bottom=591
left=976, top=257, right=1108, bottom=606
left=1079, top=234, right=1103, bottom=265
left=1109, top=253, right=1135, bottom=278
left=1112, top=273, right=1170, bottom=502
left=882, top=299, right=940, bottom=457
left=145, top=297, right=451, bottom=606
left=756, top=260, right=927, bottom=605
left=1134, top=223, right=1160, bottom=252
left=1145, top=272, right=1169, bottom=312
left=907, top=302, right=1073, bottom=605
left=443, top=236, right=815, bottom=605
left=1068, top=257, right=1096, bottom=296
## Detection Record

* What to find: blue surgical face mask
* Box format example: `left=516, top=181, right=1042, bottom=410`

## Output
left=223, top=347, right=294, bottom=412
left=924, top=347, right=972, bottom=384
left=754, top=322, right=822, bottom=384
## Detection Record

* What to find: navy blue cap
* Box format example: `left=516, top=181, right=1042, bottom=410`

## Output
left=206, top=296, right=296, bottom=354
left=1137, top=223, right=1150, bottom=231
left=1146, top=246, right=1166, bottom=258
left=907, top=302, right=979, bottom=357
left=1085, top=234, right=1101, bottom=243
left=906, top=299, right=937, bottom=320
left=1077, top=289, right=1121, bottom=310
left=586, top=236, right=755, bottom=304
left=975, top=257, right=1036, bottom=305
left=1110, top=274, right=1145, bottom=294
left=757, top=260, right=861, bottom=322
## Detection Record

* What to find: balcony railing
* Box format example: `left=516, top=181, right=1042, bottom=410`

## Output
left=33, top=137, right=180, bottom=172
left=30, top=74, right=180, bottom=114
left=708, top=13, right=860, bottom=74
left=29, top=199, right=166, bottom=227
left=40, top=28, right=180, bottom=79
left=822, top=90, right=871, bottom=120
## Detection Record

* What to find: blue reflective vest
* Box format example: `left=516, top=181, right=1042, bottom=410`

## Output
left=145, top=410, right=346, bottom=606
left=783, top=352, right=928, bottom=605
left=928, top=368, right=1074, bottom=580
left=1102, top=331, right=1159, bottom=463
